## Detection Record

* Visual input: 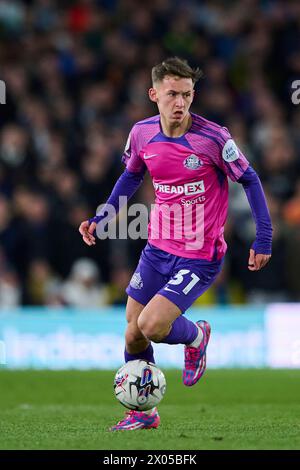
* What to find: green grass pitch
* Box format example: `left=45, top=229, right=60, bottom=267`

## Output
left=0, top=369, right=299, bottom=450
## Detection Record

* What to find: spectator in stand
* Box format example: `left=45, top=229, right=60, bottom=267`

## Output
left=62, top=258, right=108, bottom=308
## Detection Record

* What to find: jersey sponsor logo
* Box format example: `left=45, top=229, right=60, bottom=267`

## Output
left=222, top=139, right=239, bottom=162
left=181, top=195, right=206, bottom=205
left=143, top=153, right=158, bottom=159
left=184, top=154, right=203, bottom=170
left=153, top=180, right=205, bottom=195
left=130, top=272, right=143, bottom=289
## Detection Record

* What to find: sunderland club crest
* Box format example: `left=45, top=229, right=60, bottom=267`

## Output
left=184, top=154, right=203, bottom=170
left=130, top=272, right=143, bottom=289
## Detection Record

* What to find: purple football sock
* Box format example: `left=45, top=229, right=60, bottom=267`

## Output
left=161, top=315, right=198, bottom=345
left=124, top=343, right=155, bottom=364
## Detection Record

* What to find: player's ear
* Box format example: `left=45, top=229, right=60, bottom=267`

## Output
left=148, top=87, right=158, bottom=103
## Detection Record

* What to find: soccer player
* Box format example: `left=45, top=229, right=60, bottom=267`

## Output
left=79, top=58, right=272, bottom=431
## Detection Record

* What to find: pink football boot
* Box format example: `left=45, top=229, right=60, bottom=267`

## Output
left=183, top=320, right=211, bottom=387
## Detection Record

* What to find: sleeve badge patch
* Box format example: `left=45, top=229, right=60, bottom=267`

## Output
left=222, top=139, right=239, bottom=162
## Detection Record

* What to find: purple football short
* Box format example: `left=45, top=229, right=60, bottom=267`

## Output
left=126, top=243, right=224, bottom=313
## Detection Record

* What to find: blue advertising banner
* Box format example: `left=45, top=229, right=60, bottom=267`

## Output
left=0, top=306, right=268, bottom=369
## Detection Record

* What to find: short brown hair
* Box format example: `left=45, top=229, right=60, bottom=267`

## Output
left=151, top=57, right=203, bottom=85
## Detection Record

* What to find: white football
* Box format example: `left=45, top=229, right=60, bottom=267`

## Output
left=113, top=360, right=166, bottom=411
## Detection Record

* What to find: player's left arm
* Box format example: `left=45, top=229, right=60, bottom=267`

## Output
left=216, top=127, right=272, bottom=271
left=237, top=166, right=272, bottom=271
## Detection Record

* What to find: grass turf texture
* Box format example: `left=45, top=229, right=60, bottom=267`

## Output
left=0, top=369, right=299, bottom=450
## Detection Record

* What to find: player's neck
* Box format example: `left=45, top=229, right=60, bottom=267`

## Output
left=160, top=114, right=192, bottom=138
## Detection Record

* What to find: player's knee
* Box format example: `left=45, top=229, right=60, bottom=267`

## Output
left=137, top=316, right=164, bottom=342
left=125, top=325, right=144, bottom=347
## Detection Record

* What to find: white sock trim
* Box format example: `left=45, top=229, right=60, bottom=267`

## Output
left=188, top=325, right=203, bottom=348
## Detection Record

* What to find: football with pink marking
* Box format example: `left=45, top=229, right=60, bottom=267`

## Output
left=113, top=360, right=166, bottom=411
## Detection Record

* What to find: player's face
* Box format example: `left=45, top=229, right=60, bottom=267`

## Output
left=149, top=76, right=195, bottom=126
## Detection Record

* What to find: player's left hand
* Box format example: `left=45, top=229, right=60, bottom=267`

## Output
left=248, top=248, right=271, bottom=271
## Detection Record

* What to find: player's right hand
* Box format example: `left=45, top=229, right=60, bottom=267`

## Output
left=79, top=220, right=97, bottom=246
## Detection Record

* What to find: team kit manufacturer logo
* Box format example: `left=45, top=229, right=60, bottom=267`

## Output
left=143, top=153, right=158, bottom=160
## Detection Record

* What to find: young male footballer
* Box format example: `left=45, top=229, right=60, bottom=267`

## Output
left=79, top=57, right=272, bottom=431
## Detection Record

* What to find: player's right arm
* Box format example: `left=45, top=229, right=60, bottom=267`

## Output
left=79, top=126, right=146, bottom=246
left=79, top=219, right=97, bottom=246
left=79, top=169, right=145, bottom=245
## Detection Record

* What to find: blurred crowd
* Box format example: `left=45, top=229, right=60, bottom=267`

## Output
left=0, top=0, right=300, bottom=307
